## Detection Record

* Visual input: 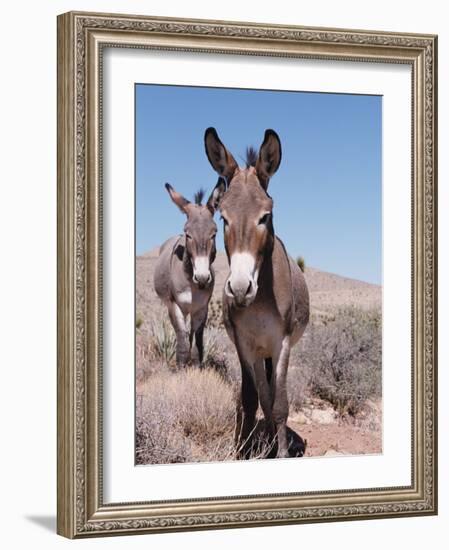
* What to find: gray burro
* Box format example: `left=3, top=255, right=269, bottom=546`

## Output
left=204, top=127, right=310, bottom=459
left=153, top=181, right=225, bottom=368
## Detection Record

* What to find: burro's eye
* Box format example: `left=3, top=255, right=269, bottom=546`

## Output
left=221, top=216, right=229, bottom=227
left=258, top=212, right=271, bottom=225
left=210, top=233, right=216, bottom=241
left=185, top=233, right=192, bottom=240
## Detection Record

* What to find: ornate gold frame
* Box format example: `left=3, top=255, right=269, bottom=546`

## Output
left=57, top=11, right=438, bottom=538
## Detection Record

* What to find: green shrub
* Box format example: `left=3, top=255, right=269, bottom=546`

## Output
left=296, top=256, right=306, bottom=272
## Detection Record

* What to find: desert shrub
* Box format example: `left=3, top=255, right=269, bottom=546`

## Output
left=202, top=327, right=219, bottom=364
left=136, top=368, right=235, bottom=464
left=296, top=256, right=306, bottom=272
left=201, top=327, right=233, bottom=381
left=149, top=317, right=177, bottom=366
left=208, top=298, right=224, bottom=328
left=293, top=307, right=382, bottom=416
left=136, top=408, right=191, bottom=464
left=136, top=330, right=156, bottom=383
left=287, top=364, right=312, bottom=412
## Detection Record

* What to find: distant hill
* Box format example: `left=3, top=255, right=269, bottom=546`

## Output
left=137, top=249, right=381, bottom=316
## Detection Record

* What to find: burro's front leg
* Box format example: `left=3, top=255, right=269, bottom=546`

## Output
left=254, top=358, right=275, bottom=440
left=236, top=365, right=258, bottom=459
left=167, top=300, right=190, bottom=368
left=233, top=337, right=258, bottom=459
left=190, top=309, right=207, bottom=367
left=272, top=335, right=291, bottom=458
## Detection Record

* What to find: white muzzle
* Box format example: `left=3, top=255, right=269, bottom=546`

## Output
left=225, top=252, right=258, bottom=306
left=193, top=256, right=212, bottom=288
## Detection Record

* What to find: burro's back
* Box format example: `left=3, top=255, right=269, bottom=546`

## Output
left=288, top=254, right=310, bottom=345
left=153, top=236, right=179, bottom=303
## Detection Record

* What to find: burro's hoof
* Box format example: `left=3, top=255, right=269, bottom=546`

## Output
left=287, top=426, right=307, bottom=457
left=235, top=421, right=307, bottom=459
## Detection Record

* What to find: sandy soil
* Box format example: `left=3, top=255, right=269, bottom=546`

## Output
left=291, top=421, right=382, bottom=457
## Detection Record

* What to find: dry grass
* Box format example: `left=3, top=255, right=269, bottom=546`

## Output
left=136, top=362, right=279, bottom=464
left=136, top=367, right=235, bottom=464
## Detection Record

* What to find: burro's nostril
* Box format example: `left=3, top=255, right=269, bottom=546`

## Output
left=245, top=280, right=253, bottom=296
left=227, top=280, right=234, bottom=296
left=193, top=271, right=211, bottom=289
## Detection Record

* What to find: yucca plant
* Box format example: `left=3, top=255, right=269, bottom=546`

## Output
left=149, top=318, right=177, bottom=365
left=203, top=327, right=219, bottom=363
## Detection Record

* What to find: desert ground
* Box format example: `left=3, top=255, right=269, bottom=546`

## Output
left=136, top=248, right=382, bottom=464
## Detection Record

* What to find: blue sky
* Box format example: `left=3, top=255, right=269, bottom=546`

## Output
left=136, top=84, right=382, bottom=284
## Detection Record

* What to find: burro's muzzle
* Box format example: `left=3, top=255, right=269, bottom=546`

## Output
left=192, top=256, right=213, bottom=289
left=225, top=252, right=258, bottom=307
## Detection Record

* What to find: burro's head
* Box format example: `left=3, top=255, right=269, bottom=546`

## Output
left=204, top=127, right=282, bottom=307
left=165, top=182, right=225, bottom=289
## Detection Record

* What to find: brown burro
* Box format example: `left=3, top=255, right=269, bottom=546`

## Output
left=204, top=127, right=310, bottom=459
left=154, top=182, right=225, bottom=368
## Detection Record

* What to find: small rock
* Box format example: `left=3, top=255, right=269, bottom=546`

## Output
left=324, top=449, right=345, bottom=457
left=302, top=407, right=313, bottom=418
left=310, top=408, right=337, bottom=425
left=291, top=411, right=311, bottom=425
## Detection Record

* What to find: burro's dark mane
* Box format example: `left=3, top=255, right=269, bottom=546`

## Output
left=245, top=146, right=258, bottom=168
left=193, top=188, right=206, bottom=205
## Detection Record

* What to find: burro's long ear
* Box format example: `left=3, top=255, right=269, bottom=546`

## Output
left=206, top=178, right=226, bottom=214
left=255, top=129, right=282, bottom=190
left=165, top=183, right=190, bottom=214
left=204, top=127, right=238, bottom=182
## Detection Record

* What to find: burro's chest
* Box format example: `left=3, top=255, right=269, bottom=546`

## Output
left=175, top=284, right=211, bottom=316
left=228, top=300, right=285, bottom=356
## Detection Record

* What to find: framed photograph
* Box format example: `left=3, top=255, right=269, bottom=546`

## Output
left=57, top=11, right=438, bottom=538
